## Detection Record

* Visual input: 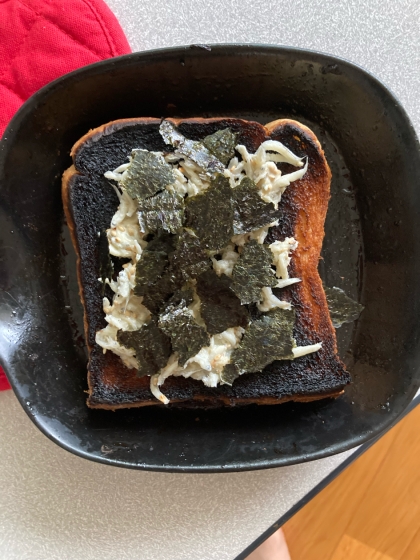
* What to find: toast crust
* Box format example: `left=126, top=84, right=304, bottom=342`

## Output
left=62, top=117, right=350, bottom=409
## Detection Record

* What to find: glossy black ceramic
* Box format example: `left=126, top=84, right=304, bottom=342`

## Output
left=1, top=45, right=420, bottom=472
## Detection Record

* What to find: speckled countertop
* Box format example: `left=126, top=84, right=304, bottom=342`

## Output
left=1, top=1, right=420, bottom=559
left=0, top=391, right=354, bottom=560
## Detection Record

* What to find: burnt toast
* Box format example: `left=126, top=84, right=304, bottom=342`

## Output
left=62, top=117, right=350, bottom=409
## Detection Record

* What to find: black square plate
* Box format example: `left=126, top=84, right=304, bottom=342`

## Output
left=1, top=45, right=420, bottom=472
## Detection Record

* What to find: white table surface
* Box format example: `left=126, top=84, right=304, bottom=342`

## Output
left=0, top=390, right=354, bottom=560
left=1, top=1, right=420, bottom=559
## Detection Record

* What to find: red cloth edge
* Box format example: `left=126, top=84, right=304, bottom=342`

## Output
left=0, top=0, right=131, bottom=391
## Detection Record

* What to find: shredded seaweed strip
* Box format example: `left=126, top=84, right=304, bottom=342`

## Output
left=196, top=269, right=249, bottom=335
left=202, top=128, right=237, bottom=165
left=231, top=240, right=277, bottom=304
left=232, top=177, right=279, bottom=234
left=185, top=175, right=234, bottom=251
left=121, top=149, right=174, bottom=200
left=324, top=286, right=364, bottom=328
left=159, top=301, right=210, bottom=366
left=169, top=228, right=211, bottom=280
left=117, top=319, right=172, bottom=377
left=231, top=308, right=296, bottom=374
left=134, top=250, right=168, bottom=297
left=138, top=190, right=184, bottom=234
left=159, top=120, right=225, bottom=175
left=98, top=230, right=113, bottom=294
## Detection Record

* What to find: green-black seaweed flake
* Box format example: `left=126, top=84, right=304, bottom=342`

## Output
left=169, top=228, right=211, bottom=281
left=159, top=300, right=210, bottom=366
left=134, top=250, right=168, bottom=297
left=220, top=362, right=240, bottom=386
left=121, top=149, right=175, bottom=200
left=137, top=190, right=184, bottom=234
left=231, top=240, right=277, bottom=304
left=232, top=177, right=279, bottom=234
left=202, top=128, right=237, bottom=165
left=117, top=319, right=172, bottom=377
left=230, top=308, right=296, bottom=375
left=159, top=120, right=225, bottom=175
left=185, top=174, right=234, bottom=251
left=196, top=269, right=249, bottom=335
left=324, top=286, right=364, bottom=328
left=141, top=267, right=184, bottom=315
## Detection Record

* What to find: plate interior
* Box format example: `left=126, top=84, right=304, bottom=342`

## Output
left=1, top=46, right=420, bottom=471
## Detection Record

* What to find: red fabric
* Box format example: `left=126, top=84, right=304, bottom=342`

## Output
left=0, top=0, right=131, bottom=390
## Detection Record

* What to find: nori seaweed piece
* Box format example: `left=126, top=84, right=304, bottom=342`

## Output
left=159, top=120, right=225, bottom=175
left=231, top=308, right=296, bottom=374
left=141, top=267, right=183, bottom=314
left=136, top=230, right=184, bottom=312
left=159, top=120, right=184, bottom=145
left=178, top=139, right=225, bottom=175
left=185, top=175, right=234, bottom=251
left=159, top=301, right=210, bottom=366
left=169, top=228, right=211, bottom=280
left=98, top=230, right=113, bottom=294
left=166, top=287, right=194, bottom=309
left=231, top=240, right=277, bottom=304
left=121, top=149, right=174, bottom=200
left=137, top=190, right=184, bottom=234
left=117, top=319, right=172, bottom=377
left=146, top=230, right=177, bottom=253
left=220, top=363, right=240, bottom=386
left=324, top=286, right=364, bottom=328
left=202, top=128, right=237, bottom=165
left=196, top=269, right=249, bottom=335
left=232, top=177, right=279, bottom=234
left=134, top=250, right=168, bottom=297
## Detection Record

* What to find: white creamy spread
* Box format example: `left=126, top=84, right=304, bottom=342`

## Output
left=95, top=324, right=138, bottom=370
left=224, top=141, right=308, bottom=208
left=96, top=135, right=322, bottom=403
left=106, top=186, right=147, bottom=260
left=269, top=237, right=299, bottom=279
left=211, top=243, right=239, bottom=277
left=165, top=153, right=211, bottom=196
left=231, top=220, right=279, bottom=247
left=293, top=343, right=323, bottom=358
left=257, top=287, right=292, bottom=312
left=150, top=327, right=245, bottom=404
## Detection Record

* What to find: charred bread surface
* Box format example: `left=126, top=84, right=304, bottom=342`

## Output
left=62, top=117, right=350, bottom=409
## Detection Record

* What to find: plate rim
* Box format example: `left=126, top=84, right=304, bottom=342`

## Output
left=1, top=43, right=419, bottom=472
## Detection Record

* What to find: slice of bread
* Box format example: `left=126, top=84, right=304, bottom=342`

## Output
left=62, top=117, right=350, bottom=409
